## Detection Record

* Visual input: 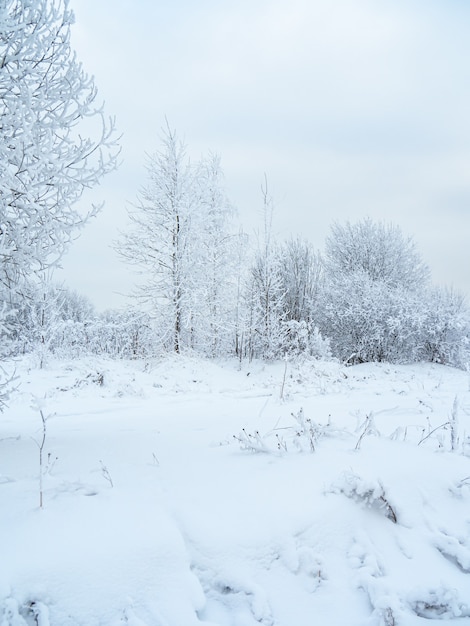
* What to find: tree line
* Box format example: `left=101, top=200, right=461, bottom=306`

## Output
left=7, top=135, right=469, bottom=368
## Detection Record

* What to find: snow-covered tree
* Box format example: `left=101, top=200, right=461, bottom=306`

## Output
left=320, top=219, right=430, bottom=363
left=276, top=237, right=322, bottom=325
left=117, top=126, right=237, bottom=355
left=5, top=279, right=95, bottom=359
left=117, top=125, right=195, bottom=353
left=190, top=153, right=238, bottom=356
left=86, top=308, right=157, bottom=359
left=420, top=287, right=469, bottom=367
left=0, top=0, right=119, bottom=290
left=324, top=218, right=430, bottom=291
left=233, top=229, right=250, bottom=361
left=274, top=237, right=325, bottom=356
left=245, top=179, right=286, bottom=360
left=319, top=271, right=424, bottom=363
left=0, top=0, right=118, bottom=406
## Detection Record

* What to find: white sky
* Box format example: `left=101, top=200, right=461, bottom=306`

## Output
left=58, top=0, right=470, bottom=310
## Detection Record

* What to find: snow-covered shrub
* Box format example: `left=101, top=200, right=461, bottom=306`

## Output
left=323, top=218, right=430, bottom=291
left=331, top=471, right=397, bottom=523
left=234, top=428, right=284, bottom=454
left=317, top=218, right=470, bottom=367
left=419, top=287, right=470, bottom=368
left=4, top=284, right=160, bottom=360
left=318, top=268, right=470, bottom=368
left=0, top=597, right=50, bottom=626
left=83, top=309, right=159, bottom=359
left=408, top=587, right=470, bottom=619
left=4, top=280, right=95, bottom=361
left=318, top=218, right=433, bottom=364
left=244, top=234, right=326, bottom=361
left=291, top=407, right=320, bottom=452
left=280, top=321, right=331, bottom=359
left=318, top=271, right=425, bottom=364
left=234, top=409, right=340, bottom=455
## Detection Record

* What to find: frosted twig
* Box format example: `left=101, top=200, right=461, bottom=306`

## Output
left=99, top=460, right=114, bottom=487
left=417, top=422, right=450, bottom=446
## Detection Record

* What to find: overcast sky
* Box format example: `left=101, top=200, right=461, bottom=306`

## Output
left=58, top=0, right=470, bottom=310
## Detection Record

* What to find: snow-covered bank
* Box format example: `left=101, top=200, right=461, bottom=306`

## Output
left=1, top=356, right=470, bottom=625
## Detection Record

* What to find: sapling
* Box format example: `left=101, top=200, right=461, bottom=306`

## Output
left=38, top=410, right=47, bottom=509
left=30, top=398, right=60, bottom=509
left=450, top=395, right=459, bottom=452
left=31, top=398, right=49, bottom=509
left=280, top=356, right=288, bottom=401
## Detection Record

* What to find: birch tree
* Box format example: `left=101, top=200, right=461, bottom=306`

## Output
left=117, top=126, right=197, bottom=353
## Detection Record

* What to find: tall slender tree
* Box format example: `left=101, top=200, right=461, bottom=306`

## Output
left=192, top=153, right=237, bottom=356
left=117, top=125, right=194, bottom=353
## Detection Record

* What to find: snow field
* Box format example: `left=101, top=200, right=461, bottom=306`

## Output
left=1, top=355, right=470, bottom=625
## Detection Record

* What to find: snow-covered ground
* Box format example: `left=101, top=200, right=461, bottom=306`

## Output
left=1, top=354, right=470, bottom=625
